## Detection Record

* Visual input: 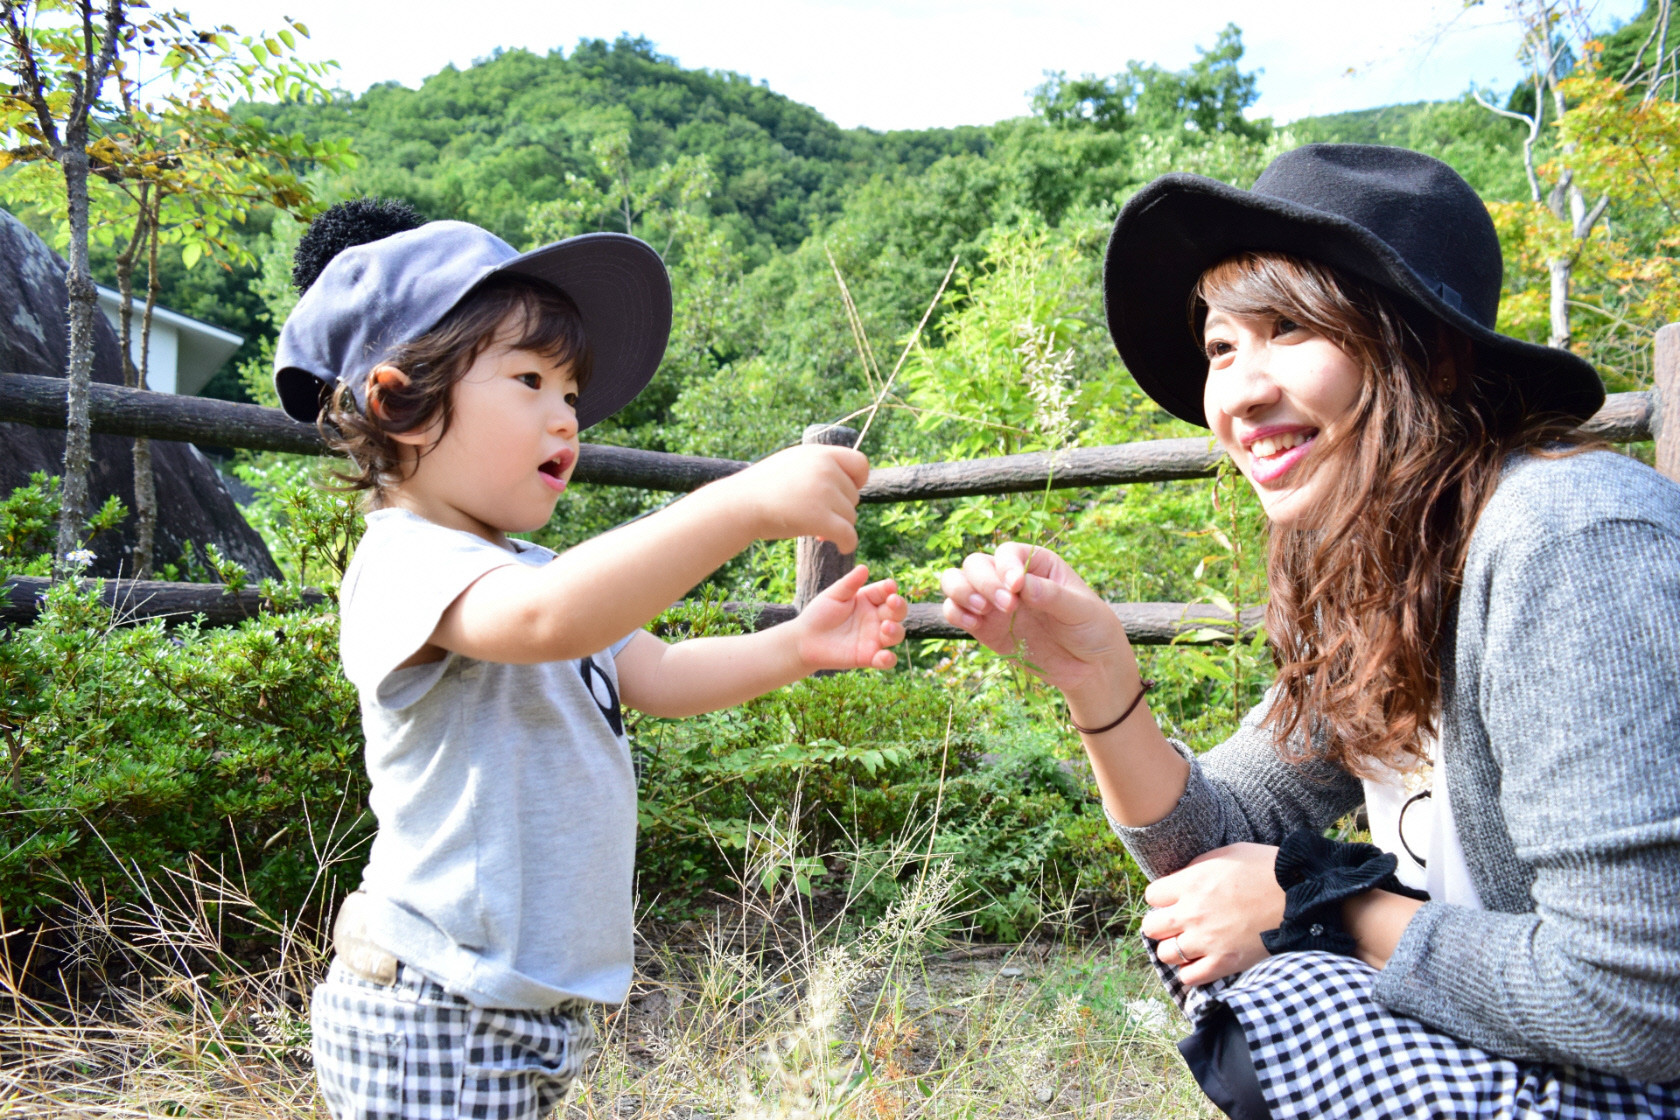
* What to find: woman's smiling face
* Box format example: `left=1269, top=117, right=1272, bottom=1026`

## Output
left=1201, top=306, right=1365, bottom=527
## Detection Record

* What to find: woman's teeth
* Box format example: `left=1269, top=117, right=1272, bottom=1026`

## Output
left=1250, top=431, right=1314, bottom=460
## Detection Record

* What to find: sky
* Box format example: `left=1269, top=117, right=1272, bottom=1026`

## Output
left=179, top=0, right=1648, bottom=130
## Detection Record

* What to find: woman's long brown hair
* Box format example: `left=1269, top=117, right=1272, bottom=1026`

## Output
left=1196, top=253, right=1588, bottom=774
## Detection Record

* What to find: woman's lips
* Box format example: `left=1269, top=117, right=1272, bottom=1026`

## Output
left=1245, top=430, right=1317, bottom=485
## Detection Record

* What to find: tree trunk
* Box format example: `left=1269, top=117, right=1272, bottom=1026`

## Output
left=1548, top=257, right=1572, bottom=349
left=134, top=222, right=159, bottom=576
left=54, top=142, right=97, bottom=569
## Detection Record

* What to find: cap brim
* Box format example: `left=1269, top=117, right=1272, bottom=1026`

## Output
left=1103, top=174, right=1604, bottom=428
left=501, top=232, right=672, bottom=431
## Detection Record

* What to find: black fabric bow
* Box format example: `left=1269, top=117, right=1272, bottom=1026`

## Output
left=1260, top=828, right=1429, bottom=957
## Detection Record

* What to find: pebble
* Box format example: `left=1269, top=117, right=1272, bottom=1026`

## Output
left=1000, top=967, right=1024, bottom=977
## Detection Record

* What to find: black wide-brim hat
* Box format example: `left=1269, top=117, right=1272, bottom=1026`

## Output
left=1103, top=143, right=1604, bottom=428
left=275, top=222, right=671, bottom=429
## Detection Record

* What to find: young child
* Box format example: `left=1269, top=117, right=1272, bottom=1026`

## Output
left=273, top=199, right=908, bottom=1120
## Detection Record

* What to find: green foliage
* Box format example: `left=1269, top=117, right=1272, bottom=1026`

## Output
left=632, top=603, right=1142, bottom=938
left=1033, top=24, right=1269, bottom=142
left=0, top=586, right=368, bottom=930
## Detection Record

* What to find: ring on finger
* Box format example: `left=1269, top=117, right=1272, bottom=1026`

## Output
left=1170, top=935, right=1190, bottom=966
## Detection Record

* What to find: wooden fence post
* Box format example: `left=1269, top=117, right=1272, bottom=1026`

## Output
left=1656, top=324, right=1680, bottom=483
left=794, top=422, right=858, bottom=612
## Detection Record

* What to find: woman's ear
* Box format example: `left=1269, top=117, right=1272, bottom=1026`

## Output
left=1433, top=325, right=1473, bottom=398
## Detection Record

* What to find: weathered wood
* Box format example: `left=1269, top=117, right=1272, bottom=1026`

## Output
left=795, top=423, right=858, bottom=612
left=0, top=371, right=1662, bottom=501
left=1581, top=389, right=1656, bottom=444
left=1654, top=326, right=1680, bottom=482
left=860, top=437, right=1225, bottom=502
left=1, top=370, right=331, bottom=454
left=717, top=600, right=1260, bottom=645
left=1, top=574, right=326, bottom=627
left=0, top=371, right=746, bottom=491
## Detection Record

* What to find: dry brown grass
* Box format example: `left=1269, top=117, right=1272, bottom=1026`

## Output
left=0, top=825, right=1214, bottom=1120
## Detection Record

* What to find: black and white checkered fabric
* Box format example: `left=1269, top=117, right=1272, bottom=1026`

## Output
left=1149, top=943, right=1680, bottom=1119
left=312, top=958, right=596, bottom=1120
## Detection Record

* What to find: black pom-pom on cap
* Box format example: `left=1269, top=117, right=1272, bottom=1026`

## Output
left=292, top=198, right=424, bottom=294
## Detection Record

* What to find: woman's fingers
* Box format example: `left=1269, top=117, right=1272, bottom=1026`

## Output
left=961, top=551, right=1015, bottom=610
left=938, top=566, right=990, bottom=622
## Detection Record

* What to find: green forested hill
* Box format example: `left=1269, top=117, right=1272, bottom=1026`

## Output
left=249, top=36, right=994, bottom=257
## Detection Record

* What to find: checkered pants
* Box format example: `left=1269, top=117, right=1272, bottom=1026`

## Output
left=311, top=958, right=596, bottom=1120
left=1150, top=944, right=1680, bottom=1119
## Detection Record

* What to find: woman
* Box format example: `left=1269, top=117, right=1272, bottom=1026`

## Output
left=940, top=145, right=1680, bottom=1118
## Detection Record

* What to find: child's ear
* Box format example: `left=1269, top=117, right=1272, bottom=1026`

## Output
left=367, top=364, right=427, bottom=444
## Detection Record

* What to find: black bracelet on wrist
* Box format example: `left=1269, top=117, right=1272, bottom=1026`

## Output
left=1260, top=827, right=1429, bottom=957
left=1068, top=678, right=1156, bottom=735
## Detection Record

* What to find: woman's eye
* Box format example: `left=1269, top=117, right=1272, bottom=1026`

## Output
left=1204, top=339, right=1233, bottom=360
left=1275, top=317, right=1301, bottom=336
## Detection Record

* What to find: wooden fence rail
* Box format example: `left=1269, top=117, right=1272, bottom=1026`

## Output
left=0, top=371, right=1664, bottom=499
left=3, top=320, right=1674, bottom=641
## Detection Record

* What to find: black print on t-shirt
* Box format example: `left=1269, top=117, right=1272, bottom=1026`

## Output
left=578, top=655, right=623, bottom=737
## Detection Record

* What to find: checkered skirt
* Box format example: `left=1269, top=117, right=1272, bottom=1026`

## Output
left=312, top=959, right=596, bottom=1120
left=1151, top=945, right=1680, bottom=1119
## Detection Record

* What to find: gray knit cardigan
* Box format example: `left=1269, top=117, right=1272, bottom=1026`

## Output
left=1112, top=449, right=1680, bottom=1084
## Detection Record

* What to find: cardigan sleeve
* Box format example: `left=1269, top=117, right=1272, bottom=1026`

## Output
left=1373, top=516, right=1680, bottom=1083
left=1109, top=690, right=1363, bottom=880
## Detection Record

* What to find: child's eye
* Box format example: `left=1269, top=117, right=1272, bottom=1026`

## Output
left=564, top=391, right=579, bottom=407
left=516, top=372, right=542, bottom=389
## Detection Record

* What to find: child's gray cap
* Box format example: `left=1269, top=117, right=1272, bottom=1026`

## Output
left=273, top=220, right=671, bottom=429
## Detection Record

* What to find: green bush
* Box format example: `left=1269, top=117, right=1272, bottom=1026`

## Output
left=632, top=602, right=1146, bottom=939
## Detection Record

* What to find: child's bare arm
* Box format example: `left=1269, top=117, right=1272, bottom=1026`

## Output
left=426, top=445, right=869, bottom=664
left=616, top=565, right=908, bottom=717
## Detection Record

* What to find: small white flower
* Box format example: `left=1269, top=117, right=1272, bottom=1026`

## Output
left=66, top=549, right=96, bottom=567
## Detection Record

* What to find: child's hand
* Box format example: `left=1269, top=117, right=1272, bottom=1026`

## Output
left=722, top=444, right=869, bottom=550
left=796, top=564, right=907, bottom=671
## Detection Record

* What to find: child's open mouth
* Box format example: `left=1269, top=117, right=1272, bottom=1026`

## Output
left=1245, top=428, right=1318, bottom=484
left=537, top=449, right=575, bottom=492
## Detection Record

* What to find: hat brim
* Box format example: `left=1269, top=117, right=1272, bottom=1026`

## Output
left=500, top=232, right=672, bottom=431
left=1103, top=174, right=1604, bottom=428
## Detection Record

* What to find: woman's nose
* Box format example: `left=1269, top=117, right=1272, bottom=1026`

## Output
left=1208, top=346, right=1279, bottom=419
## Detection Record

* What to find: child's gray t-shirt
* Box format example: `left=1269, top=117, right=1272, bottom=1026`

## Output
left=338, top=507, right=637, bottom=1009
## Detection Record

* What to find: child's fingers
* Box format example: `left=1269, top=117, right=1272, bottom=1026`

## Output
left=871, top=648, right=898, bottom=669
left=858, top=578, right=900, bottom=606
left=823, top=564, right=870, bottom=598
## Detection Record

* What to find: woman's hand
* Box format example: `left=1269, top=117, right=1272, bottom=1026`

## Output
left=938, top=543, right=1134, bottom=701
left=942, top=542, right=1190, bottom=827
left=1139, top=843, right=1285, bottom=986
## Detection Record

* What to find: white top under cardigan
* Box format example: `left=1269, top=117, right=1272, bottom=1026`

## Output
left=1362, top=737, right=1483, bottom=909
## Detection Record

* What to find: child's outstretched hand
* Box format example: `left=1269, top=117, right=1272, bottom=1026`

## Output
left=796, top=564, right=908, bottom=671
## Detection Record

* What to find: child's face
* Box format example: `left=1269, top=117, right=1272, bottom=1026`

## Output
left=386, top=329, right=581, bottom=544
left=1201, top=305, right=1363, bottom=528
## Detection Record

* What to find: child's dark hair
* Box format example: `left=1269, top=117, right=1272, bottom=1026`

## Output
left=325, top=274, right=592, bottom=496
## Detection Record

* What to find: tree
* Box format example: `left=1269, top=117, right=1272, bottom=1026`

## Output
left=0, top=3, right=348, bottom=572
left=1472, top=0, right=1678, bottom=349
left=1032, top=24, right=1269, bottom=142
left=0, top=0, right=125, bottom=571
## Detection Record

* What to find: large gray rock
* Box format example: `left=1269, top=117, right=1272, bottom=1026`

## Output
left=0, top=209, right=280, bottom=580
